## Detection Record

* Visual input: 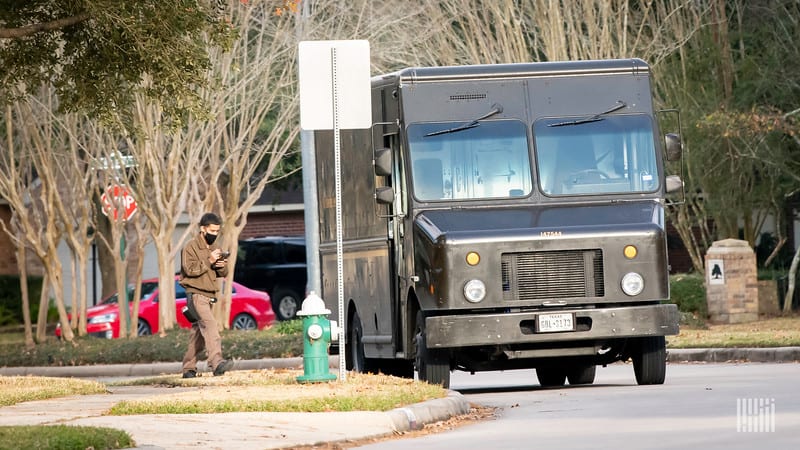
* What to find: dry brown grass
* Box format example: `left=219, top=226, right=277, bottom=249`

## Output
left=108, top=369, right=447, bottom=415
left=668, top=315, right=800, bottom=348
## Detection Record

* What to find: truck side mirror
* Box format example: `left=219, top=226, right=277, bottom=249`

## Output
left=665, top=175, right=683, bottom=193
left=664, top=133, right=682, bottom=161
left=375, top=186, right=394, bottom=204
left=374, top=148, right=393, bottom=176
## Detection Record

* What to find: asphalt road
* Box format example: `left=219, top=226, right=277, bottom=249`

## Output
left=356, top=362, right=800, bottom=450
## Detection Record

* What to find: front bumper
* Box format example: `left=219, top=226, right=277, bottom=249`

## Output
left=425, top=303, right=679, bottom=348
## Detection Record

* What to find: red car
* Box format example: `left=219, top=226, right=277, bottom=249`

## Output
left=56, top=277, right=275, bottom=339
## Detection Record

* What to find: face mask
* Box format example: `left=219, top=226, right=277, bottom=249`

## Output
left=204, top=232, right=217, bottom=245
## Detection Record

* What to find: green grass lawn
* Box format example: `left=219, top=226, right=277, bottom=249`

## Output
left=0, top=425, right=133, bottom=450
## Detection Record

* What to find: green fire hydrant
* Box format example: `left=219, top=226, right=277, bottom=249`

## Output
left=296, top=292, right=339, bottom=383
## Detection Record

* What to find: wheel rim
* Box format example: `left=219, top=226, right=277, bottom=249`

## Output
left=278, top=295, right=298, bottom=319
left=137, top=320, right=151, bottom=336
left=233, top=314, right=257, bottom=330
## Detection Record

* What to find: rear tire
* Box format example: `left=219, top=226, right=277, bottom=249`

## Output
left=376, top=359, right=415, bottom=378
left=232, top=313, right=257, bottom=330
left=414, top=311, right=450, bottom=387
left=536, top=366, right=567, bottom=387
left=632, top=336, right=667, bottom=385
left=567, top=365, right=596, bottom=385
left=272, top=288, right=300, bottom=321
left=348, top=310, right=377, bottom=373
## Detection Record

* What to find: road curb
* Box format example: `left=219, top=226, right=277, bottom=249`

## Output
left=386, top=390, right=472, bottom=432
left=3, top=349, right=799, bottom=378
left=668, top=347, right=800, bottom=363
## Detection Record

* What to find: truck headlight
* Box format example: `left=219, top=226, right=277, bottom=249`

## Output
left=89, top=313, right=118, bottom=324
left=621, top=272, right=644, bottom=296
left=464, top=279, right=486, bottom=303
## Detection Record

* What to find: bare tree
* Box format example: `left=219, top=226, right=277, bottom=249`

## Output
left=41, top=111, right=100, bottom=337
left=192, top=3, right=301, bottom=325
left=397, top=1, right=706, bottom=68
left=122, top=99, right=207, bottom=335
left=10, top=224, right=35, bottom=348
left=0, top=99, right=74, bottom=342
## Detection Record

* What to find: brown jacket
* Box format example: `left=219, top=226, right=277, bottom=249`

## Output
left=179, top=233, right=229, bottom=296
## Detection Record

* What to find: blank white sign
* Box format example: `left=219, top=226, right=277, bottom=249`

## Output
left=298, top=40, right=371, bottom=130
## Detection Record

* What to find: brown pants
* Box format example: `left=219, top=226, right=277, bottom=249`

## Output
left=182, top=293, right=223, bottom=372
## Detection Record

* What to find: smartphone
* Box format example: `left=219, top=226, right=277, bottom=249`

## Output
left=220, top=251, right=231, bottom=259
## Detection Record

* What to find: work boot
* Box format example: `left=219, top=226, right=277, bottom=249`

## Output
left=213, top=360, right=233, bottom=376
left=182, top=370, right=197, bottom=379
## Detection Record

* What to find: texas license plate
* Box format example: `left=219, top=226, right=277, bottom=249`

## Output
left=537, top=313, right=575, bottom=333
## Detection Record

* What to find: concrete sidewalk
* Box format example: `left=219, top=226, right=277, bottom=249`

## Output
left=0, top=357, right=471, bottom=449
left=1, top=349, right=798, bottom=449
left=0, top=383, right=469, bottom=449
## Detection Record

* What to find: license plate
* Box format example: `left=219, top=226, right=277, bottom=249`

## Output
left=537, top=313, right=575, bottom=333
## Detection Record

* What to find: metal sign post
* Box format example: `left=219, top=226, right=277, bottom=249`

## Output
left=299, top=40, right=371, bottom=382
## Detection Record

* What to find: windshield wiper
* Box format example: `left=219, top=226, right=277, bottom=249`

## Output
left=547, top=100, right=627, bottom=127
left=424, top=103, right=504, bottom=137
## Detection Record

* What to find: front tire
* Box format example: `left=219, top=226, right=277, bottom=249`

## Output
left=414, top=311, right=450, bottom=387
left=632, top=336, right=667, bottom=385
left=567, top=365, right=597, bottom=385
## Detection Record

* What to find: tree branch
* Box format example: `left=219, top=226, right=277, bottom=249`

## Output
left=0, top=13, right=90, bottom=39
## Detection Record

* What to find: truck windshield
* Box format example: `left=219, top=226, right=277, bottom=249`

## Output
left=408, top=120, right=531, bottom=201
left=534, top=114, right=660, bottom=196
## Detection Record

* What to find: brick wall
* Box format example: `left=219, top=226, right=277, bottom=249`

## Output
left=0, top=206, right=44, bottom=277
left=241, top=211, right=305, bottom=239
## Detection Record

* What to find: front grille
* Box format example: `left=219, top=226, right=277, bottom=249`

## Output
left=501, top=249, right=604, bottom=301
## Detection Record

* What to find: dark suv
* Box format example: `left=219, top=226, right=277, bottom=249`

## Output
left=234, top=236, right=307, bottom=320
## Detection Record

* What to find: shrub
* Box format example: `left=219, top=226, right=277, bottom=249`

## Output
left=0, top=326, right=303, bottom=367
left=271, top=319, right=303, bottom=335
left=670, top=272, right=707, bottom=318
left=0, top=275, right=45, bottom=326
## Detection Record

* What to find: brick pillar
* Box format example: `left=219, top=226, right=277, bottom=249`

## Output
left=705, top=239, right=758, bottom=324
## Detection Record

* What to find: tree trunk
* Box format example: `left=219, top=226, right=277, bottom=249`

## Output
left=784, top=244, right=799, bottom=313
left=16, top=244, right=35, bottom=348
left=35, top=273, right=49, bottom=343
left=47, top=259, right=74, bottom=343
left=69, top=255, right=78, bottom=330
left=114, top=237, right=130, bottom=339
left=157, top=245, right=177, bottom=336
left=129, top=224, right=147, bottom=338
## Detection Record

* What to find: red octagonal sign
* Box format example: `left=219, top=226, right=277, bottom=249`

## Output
left=100, top=184, right=137, bottom=221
